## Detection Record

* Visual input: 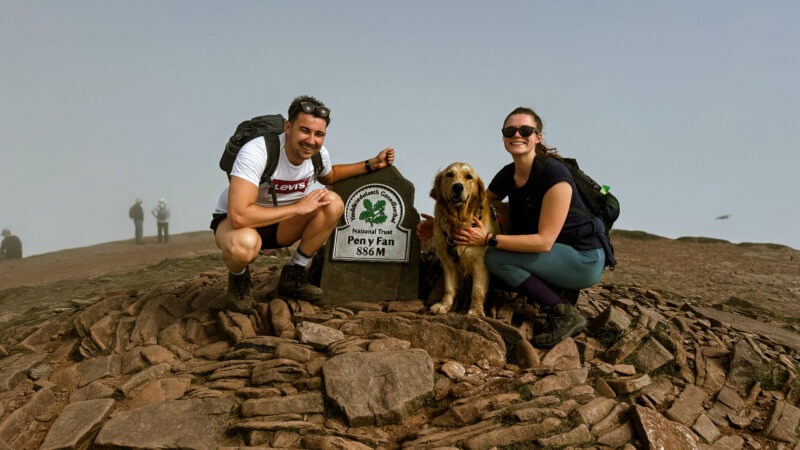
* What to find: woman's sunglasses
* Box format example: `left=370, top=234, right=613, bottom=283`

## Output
left=501, top=126, right=539, bottom=138
left=297, top=102, right=330, bottom=118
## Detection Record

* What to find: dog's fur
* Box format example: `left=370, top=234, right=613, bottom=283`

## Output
left=429, top=162, right=497, bottom=316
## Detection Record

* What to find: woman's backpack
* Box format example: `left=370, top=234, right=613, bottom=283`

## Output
left=535, top=153, right=620, bottom=269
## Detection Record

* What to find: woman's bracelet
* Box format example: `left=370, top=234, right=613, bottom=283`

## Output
left=484, top=233, right=492, bottom=246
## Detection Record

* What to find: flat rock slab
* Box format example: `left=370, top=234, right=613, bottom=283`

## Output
left=323, top=349, right=433, bottom=426
left=632, top=405, right=699, bottom=450
left=339, top=314, right=506, bottom=365
left=690, top=305, right=800, bottom=352
left=40, top=398, right=115, bottom=450
left=0, top=352, right=46, bottom=391
left=94, top=397, right=235, bottom=450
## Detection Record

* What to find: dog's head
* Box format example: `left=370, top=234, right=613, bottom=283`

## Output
left=430, top=162, right=486, bottom=211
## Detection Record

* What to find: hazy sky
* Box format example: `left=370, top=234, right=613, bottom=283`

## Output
left=2, top=1, right=799, bottom=257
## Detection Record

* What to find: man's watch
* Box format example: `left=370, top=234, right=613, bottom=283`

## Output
left=487, top=234, right=498, bottom=247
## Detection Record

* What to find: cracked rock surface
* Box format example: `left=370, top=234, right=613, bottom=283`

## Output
left=0, top=230, right=798, bottom=449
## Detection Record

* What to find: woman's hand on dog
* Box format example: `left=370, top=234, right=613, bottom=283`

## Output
left=453, top=215, right=489, bottom=247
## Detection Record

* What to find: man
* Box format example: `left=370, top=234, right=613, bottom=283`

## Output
left=0, top=229, right=22, bottom=259
left=211, top=95, right=395, bottom=312
left=129, top=198, right=144, bottom=244
left=151, top=199, right=171, bottom=243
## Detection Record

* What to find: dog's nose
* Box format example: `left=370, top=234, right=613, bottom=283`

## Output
left=452, top=183, right=464, bottom=194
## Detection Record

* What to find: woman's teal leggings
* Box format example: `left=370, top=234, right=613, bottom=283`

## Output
left=485, top=243, right=605, bottom=289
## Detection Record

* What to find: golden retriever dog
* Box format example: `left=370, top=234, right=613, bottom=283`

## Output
left=429, top=162, right=497, bottom=316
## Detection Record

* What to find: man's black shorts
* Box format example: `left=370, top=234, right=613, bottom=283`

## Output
left=210, top=213, right=281, bottom=249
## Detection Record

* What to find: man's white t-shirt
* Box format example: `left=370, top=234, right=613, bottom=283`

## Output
left=214, top=134, right=332, bottom=213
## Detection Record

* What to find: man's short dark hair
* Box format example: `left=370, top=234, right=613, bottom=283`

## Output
left=287, top=95, right=331, bottom=126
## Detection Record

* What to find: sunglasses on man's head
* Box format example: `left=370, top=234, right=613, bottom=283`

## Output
left=501, top=126, right=539, bottom=138
left=298, top=102, right=330, bottom=118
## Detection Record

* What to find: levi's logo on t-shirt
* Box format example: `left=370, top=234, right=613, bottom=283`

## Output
left=269, top=177, right=311, bottom=194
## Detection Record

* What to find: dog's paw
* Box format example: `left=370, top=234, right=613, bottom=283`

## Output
left=466, top=307, right=485, bottom=317
left=430, top=301, right=453, bottom=315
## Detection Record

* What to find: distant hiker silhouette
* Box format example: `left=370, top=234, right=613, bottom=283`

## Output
left=129, top=199, right=145, bottom=244
left=1, top=228, right=22, bottom=259
left=151, top=199, right=171, bottom=243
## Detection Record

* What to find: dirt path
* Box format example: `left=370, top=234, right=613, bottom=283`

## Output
left=0, top=231, right=219, bottom=289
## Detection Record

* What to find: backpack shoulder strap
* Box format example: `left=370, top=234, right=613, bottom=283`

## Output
left=262, top=134, right=281, bottom=207
left=554, top=156, right=592, bottom=219
left=311, top=152, right=324, bottom=182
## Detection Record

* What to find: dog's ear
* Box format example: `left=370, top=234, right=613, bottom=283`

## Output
left=476, top=176, right=486, bottom=203
left=430, top=170, right=444, bottom=203
left=468, top=175, right=486, bottom=212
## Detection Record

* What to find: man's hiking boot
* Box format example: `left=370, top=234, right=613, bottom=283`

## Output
left=277, top=264, right=323, bottom=301
left=533, top=303, right=586, bottom=348
left=225, top=267, right=254, bottom=314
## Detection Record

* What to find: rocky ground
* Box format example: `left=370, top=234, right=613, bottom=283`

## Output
left=0, top=230, right=798, bottom=449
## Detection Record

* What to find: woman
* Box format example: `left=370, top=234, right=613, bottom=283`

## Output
left=419, top=107, right=605, bottom=348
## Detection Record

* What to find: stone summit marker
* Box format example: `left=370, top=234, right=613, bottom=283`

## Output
left=319, top=166, right=420, bottom=304
left=333, top=183, right=410, bottom=262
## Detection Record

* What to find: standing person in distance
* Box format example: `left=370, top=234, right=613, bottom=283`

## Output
left=152, top=199, right=171, bottom=243
left=211, top=95, right=395, bottom=313
left=129, top=198, right=145, bottom=244
left=0, top=229, right=22, bottom=259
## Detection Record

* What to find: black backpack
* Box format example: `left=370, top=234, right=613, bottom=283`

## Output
left=219, top=114, right=324, bottom=206
left=535, top=153, right=620, bottom=269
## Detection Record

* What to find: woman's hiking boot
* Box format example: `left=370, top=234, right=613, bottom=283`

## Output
left=557, top=288, right=580, bottom=305
left=543, top=280, right=581, bottom=305
left=533, top=303, right=586, bottom=348
left=277, top=264, right=323, bottom=301
left=226, top=267, right=254, bottom=314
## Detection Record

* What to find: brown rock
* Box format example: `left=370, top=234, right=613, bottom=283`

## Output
left=691, top=413, right=721, bottom=443
left=536, top=423, right=593, bottom=448
left=140, top=344, right=180, bottom=365
left=764, top=400, right=800, bottom=443
left=300, top=435, right=373, bottom=450
left=597, top=421, right=635, bottom=447
left=589, top=305, right=632, bottom=334
left=0, top=388, right=57, bottom=445
left=631, top=405, right=699, bottom=450
left=607, top=373, right=651, bottom=394
left=323, top=349, right=434, bottom=426
left=462, top=417, right=561, bottom=450
left=540, top=337, right=581, bottom=370
left=591, top=402, right=631, bottom=436
left=40, top=399, right=115, bottom=450
left=629, top=336, right=674, bottom=373
left=128, top=377, right=191, bottom=409
left=94, top=397, right=234, bottom=450
left=665, top=384, right=708, bottom=426
left=270, top=298, right=295, bottom=336
left=240, top=392, right=325, bottom=417
left=571, top=397, right=618, bottom=426
left=0, top=352, right=46, bottom=391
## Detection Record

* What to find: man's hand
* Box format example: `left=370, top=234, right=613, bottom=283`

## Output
left=416, top=213, right=434, bottom=242
left=371, top=148, right=395, bottom=170
left=295, top=189, right=333, bottom=215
